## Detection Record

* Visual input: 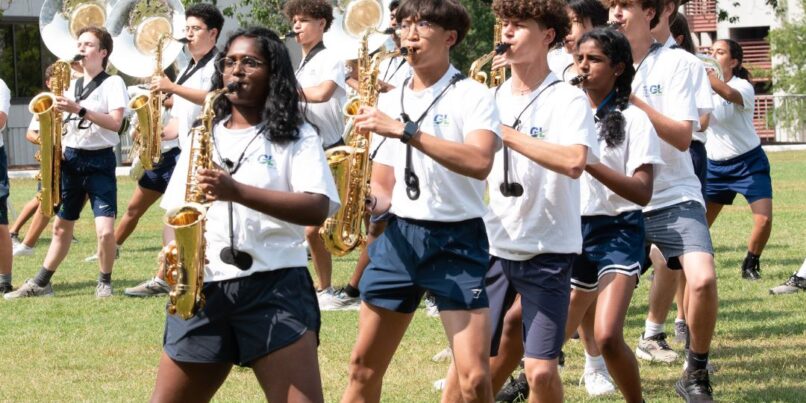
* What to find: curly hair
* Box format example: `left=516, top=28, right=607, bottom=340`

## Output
left=599, top=0, right=663, bottom=29
left=210, top=27, right=304, bottom=144
left=283, top=0, right=334, bottom=32
left=395, top=0, right=471, bottom=48
left=76, top=26, right=113, bottom=69
left=578, top=28, right=635, bottom=148
left=493, top=0, right=570, bottom=49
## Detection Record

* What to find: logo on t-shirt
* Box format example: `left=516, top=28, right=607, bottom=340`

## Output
left=433, top=114, right=450, bottom=127
left=529, top=127, right=545, bottom=139
left=642, top=84, right=663, bottom=97
left=257, top=154, right=275, bottom=168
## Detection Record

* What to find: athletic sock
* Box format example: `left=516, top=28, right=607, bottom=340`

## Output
left=687, top=350, right=709, bottom=372
left=33, top=267, right=54, bottom=287
left=584, top=352, right=606, bottom=372
left=796, top=259, right=806, bottom=278
left=98, top=272, right=112, bottom=285
left=675, top=318, right=686, bottom=325
left=0, top=273, right=11, bottom=286
left=344, top=284, right=360, bottom=298
left=644, top=320, right=665, bottom=339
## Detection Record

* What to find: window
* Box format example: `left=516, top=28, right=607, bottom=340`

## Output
left=0, top=18, right=55, bottom=102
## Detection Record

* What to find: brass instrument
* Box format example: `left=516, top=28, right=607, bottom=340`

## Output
left=28, top=58, right=79, bottom=218
left=324, top=0, right=395, bottom=60
left=39, top=1, right=116, bottom=61
left=698, top=53, right=724, bottom=81
left=128, top=33, right=168, bottom=171
left=469, top=18, right=510, bottom=87
left=569, top=74, right=589, bottom=86
left=163, top=83, right=236, bottom=320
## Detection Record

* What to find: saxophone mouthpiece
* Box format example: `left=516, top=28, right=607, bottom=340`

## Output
left=399, top=47, right=409, bottom=57
left=176, top=37, right=190, bottom=44
left=72, top=54, right=85, bottom=62
left=382, top=27, right=396, bottom=35
left=225, top=82, right=240, bottom=92
left=494, top=43, right=511, bottom=55
left=606, top=21, right=622, bottom=29
left=569, top=74, right=589, bottom=86
left=281, top=31, right=297, bottom=40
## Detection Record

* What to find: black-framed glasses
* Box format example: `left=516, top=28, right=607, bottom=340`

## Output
left=215, top=56, right=266, bottom=73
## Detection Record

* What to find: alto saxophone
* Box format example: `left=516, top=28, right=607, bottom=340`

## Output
left=468, top=18, right=509, bottom=87
left=129, top=33, right=168, bottom=172
left=162, top=82, right=237, bottom=320
left=28, top=56, right=82, bottom=218
left=318, top=33, right=406, bottom=256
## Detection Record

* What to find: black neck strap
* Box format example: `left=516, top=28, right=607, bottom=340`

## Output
left=177, top=48, right=217, bottom=86
left=296, top=41, right=326, bottom=74
left=74, top=71, right=110, bottom=101
left=633, top=42, right=663, bottom=79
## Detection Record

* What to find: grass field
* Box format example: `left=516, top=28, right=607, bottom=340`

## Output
left=1, top=150, right=805, bottom=402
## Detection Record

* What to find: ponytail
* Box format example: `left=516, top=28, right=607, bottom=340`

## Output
left=720, top=39, right=752, bottom=81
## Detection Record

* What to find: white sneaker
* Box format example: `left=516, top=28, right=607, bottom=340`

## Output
left=431, top=346, right=452, bottom=363
left=432, top=378, right=446, bottom=391
left=580, top=368, right=616, bottom=397
left=319, top=288, right=360, bottom=311
left=317, top=287, right=336, bottom=306
left=424, top=295, right=439, bottom=318
left=12, top=243, right=34, bottom=257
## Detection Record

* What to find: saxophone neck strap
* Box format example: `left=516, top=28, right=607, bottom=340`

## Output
left=177, top=48, right=218, bottom=86
left=74, top=71, right=110, bottom=101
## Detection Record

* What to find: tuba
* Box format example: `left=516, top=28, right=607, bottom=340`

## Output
left=39, top=0, right=118, bottom=61
left=163, top=83, right=237, bottom=320
left=699, top=53, right=724, bottom=81
left=468, top=18, right=509, bottom=87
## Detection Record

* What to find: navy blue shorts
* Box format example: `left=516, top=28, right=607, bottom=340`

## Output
left=369, top=211, right=393, bottom=224
left=572, top=210, right=645, bottom=292
left=488, top=254, right=574, bottom=360
left=360, top=216, right=490, bottom=314
left=0, top=146, right=9, bottom=225
left=163, top=267, right=320, bottom=367
left=138, top=147, right=180, bottom=193
left=689, top=140, right=707, bottom=200
left=706, top=146, right=772, bottom=205
left=58, top=147, right=117, bottom=220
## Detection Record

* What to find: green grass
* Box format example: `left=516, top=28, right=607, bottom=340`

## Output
left=2, top=151, right=806, bottom=402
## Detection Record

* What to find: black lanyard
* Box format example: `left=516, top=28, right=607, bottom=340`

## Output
left=67, top=71, right=110, bottom=131
left=176, top=48, right=217, bottom=86
left=397, top=73, right=465, bottom=200
left=382, top=57, right=407, bottom=83
left=296, top=41, right=326, bottom=74
left=633, top=42, right=663, bottom=79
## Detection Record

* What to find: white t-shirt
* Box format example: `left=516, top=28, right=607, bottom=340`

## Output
left=296, top=47, right=347, bottom=148
left=203, top=121, right=340, bottom=282
left=581, top=105, right=664, bottom=216
left=372, top=65, right=501, bottom=222
left=705, top=76, right=759, bottom=161
left=548, top=47, right=574, bottom=80
left=170, top=54, right=217, bottom=150
left=27, top=116, right=39, bottom=132
left=62, top=74, right=129, bottom=150
left=632, top=46, right=703, bottom=211
left=0, top=79, right=9, bottom=147
left=485, top=74, right=599, bottom=260
left=378, top=55, right=412, bottom=90
left=663, top=36, right=714, bottom=140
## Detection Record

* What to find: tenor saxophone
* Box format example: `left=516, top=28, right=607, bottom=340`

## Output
left=28, top=56, right=81, bottom=218
left=162, top=82, right=237, bottom=320
left=129, top=33, right=168, bottom=171
left=468, top=18, right=509, bottom=87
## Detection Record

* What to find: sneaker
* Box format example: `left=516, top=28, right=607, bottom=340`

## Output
left=424, top=295, right=439, bottom=317
left=675, top=369, right=714, bottom=402
left=769, top=274, right=806, bottom=295
left=71, top=235, right=79, bottom=244
left=3, top=279, right=54, bottom=300
left=0, top=283, right=12, bottom=294
left=636, top=332, right=679, bottom=363
left=95, top=282, right=113, bottom=298
left=85, top=246, right=120, bottom=262
left=495, top=372, right=529, bottom=403
left=558, top=350, right=565, bottom=369
left=12, top=243, right=34, bottom=257
left=431, top=346, right=452, bottom=363
left=316, top=287, right=336, bottom=305
left=432, top=378, right=446, bottom=392
left=124, top=277, right=170, bottom=297
left=580, top=368, right=617, bottom=397
left=10, top=233, right=20, bottom=247
left=741, top=256, right=761, bottom=280
left=682, top=350, right=718, bottom=374
left=674, top=321, right=689, bottom=345
left=319, top=288, right=360, bottom=311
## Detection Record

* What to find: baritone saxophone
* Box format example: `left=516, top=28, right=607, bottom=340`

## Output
left=128, top=33, right=168, bottom=171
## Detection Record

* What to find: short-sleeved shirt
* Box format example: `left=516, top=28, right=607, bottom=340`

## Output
left=547, top=47, right=574, bottom=80
left=663, top=36, right=714, bottom=139
left=295, top=47, right=347, bottom=147
left=0, top=79, right=9, bottom=147
left=62, top=74, right=129, bottom=150
left=170, top=55, right=217, bottom=150
left=485, top=74, right=599, bottom=260
left=372, top=65, right=501, bottom=222
left=378, top=55, right=412, bottom=90
left=705, top=76, right=759, bottom=161
left=204, top=121, right=340, bottom=282
left=581, top=105, right=664, bottom=216
left=633, top=46, right=703, bottom=211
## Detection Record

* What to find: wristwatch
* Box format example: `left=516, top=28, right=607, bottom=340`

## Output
left=400, top=121, right=418, bottom=144
left=78, top=107, right=87, bottom=118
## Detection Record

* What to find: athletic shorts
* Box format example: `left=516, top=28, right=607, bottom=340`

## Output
left=360, top=216, right=489, bottom=314
left=138, top=147, right=180, bottom=193
left=488, top=254, right=574, bottom=360
left=571, top=210, right=645, bottom=292
left=0, top=146, right=9, bottom=225
left=58, top=147, right=117, bottom=220
left=163, top=267, right=320, bottom=367
left=643, top=201, right=713, bottom=270
left=706, top=146, right=772, bottom=205
left=689, top=140, right=707, bottom=200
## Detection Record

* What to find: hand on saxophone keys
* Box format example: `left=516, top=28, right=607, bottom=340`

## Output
left=197, top=168, right=238, bottom=202
left=354, top=106, right=406, bottom=139
left=150, top=75, right=175, bottom=93
left=54, top=96, right=81, bottom=114
left=491, top=53, right=510, bottom=71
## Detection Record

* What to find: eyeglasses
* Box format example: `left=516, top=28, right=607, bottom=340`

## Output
left=183, top=26, right=207, bottom=33
left=398, top=20, right=435, bottom=37
left=215, top=56, right=266, bottom=73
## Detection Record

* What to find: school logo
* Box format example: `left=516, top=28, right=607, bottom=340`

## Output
left=257, top=154, right=275, bottom=168
left=643, top=84, right=663, bottom=97
left=529, top=127, right=545, bottom=139
left=433, top=114, right=450, bottom=127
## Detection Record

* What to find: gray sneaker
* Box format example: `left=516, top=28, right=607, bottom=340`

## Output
left=4, top=279, right=54, bottom=300
left=769, top=274, right=806, bottom=295
left=124, top=278, right=170, bottom=297
left=636, top=332, right=679, bottom=363
left=95, top=282, right=113, bottom=298
left=674, top=321, right=689, bottom=345
left=319, top=288, right=360, bottom=311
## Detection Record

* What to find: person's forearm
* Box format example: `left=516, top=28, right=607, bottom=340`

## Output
left=231, top=182, right=330, bottom=226
left=408, top=132, right=494, bottom=180
left=505, top=134, right=587, bottom=179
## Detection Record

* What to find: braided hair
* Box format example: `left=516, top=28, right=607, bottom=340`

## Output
left=577, top=28, right=635, bottom=148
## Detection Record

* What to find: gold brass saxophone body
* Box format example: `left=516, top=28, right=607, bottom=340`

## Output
left=163, top=83, right=236, bottom=320
left=468, top=18, right=509, bottom=87
left=28, top=58, right=77, bottom=218
left=129, top=33, right=168, bottom=171
left=318, top=32, right=405, bottom=256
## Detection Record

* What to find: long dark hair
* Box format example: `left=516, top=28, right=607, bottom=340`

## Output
left=211, top=27, right=303, bottom=144
left=670, top=12, right=696, bottom=55
left=568, top=0, right=608, bottom=28
left=718, top=39, right=751, bottom=81
left=578, top=28, right=635, bottom=148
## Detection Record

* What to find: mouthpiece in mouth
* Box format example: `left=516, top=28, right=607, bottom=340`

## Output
left=176, top=38, right=190, bottom=44
left=569, top=74, right=589, bottom=86
left=606, top=21, right=622, bottom=29
left=282, top=31, right=297, bottom=39
left=399, top=47, right=409, bottom=57
left=494, top=43, right=511, bottom=55
left=72, top=54, right=85, bottom=62
left=382, top=27, right=396, bottom=35
left=225, top=82, right=240, bottom=92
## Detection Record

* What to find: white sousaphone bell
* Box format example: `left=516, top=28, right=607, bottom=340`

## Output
left=323, top=0, right=396, bottom=60
left=40, top=0, right=120, bottom=60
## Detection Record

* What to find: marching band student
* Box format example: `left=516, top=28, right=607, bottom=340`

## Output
left=149, top=27, right=339, bottom=403
left=125, top=3, right=224, bottom=297
left=341, top=0, right=500, bottom=401
left=0, top=77, right=12, bottom=294
left=376, top=0, right=412, bottom=91
left=549, top=0, right=608, bottom=80
left=565, top=28, right=663, bottom=402
left=5, top=27, right=129, bottom=299
left=705, top=39, right=773, bottom=280
left=606, top=0, right=718, bottom=401
left=284, top=0, right=348, bottom=309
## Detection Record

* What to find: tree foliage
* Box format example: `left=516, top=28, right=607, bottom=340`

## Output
left=768, top=0, right=806, bottom=130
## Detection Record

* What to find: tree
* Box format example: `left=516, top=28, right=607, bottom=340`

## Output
left=182, top=0, right=290, bottom=33
left=768, top=0, right=806, bottom=130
